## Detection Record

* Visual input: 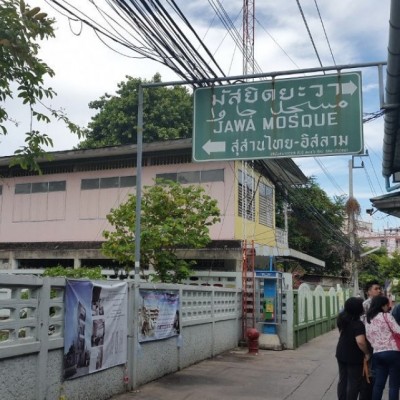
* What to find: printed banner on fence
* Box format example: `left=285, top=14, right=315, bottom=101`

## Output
left=63, top=280, right=128, bottom=380
left=138, top=289, right=180, bottom=342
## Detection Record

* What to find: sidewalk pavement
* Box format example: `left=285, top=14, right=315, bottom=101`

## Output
left=111, top=329, right=341, bottom=400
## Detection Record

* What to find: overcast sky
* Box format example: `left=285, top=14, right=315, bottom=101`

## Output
left=2, top=0, right=396, bottom=230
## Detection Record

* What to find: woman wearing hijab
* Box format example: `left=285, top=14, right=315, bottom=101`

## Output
left=336, top=297, right=371, bottom=400
left=366, top=296, right=400, bottom=400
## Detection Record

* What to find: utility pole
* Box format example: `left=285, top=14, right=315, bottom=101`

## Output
left=348, top=159, right=358, bottom=295
left=348, top=154, right=368, bottom=296
left=243, top=0, right=255, bottom=76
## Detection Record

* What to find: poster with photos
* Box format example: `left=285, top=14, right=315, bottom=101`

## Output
left=138, top=289, right=180, bottom=342
left=63, top=280, right=128, bottom=379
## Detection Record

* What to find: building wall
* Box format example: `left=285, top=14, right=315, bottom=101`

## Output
left=360, top=233, right=400, bottom=254
left=358, top=220, right=400, bottom=255
left=0, top=161, right=238, bottom=243
left=0, top=171, right=124, bottom=242
left=233, top=162, right=277, bottom=246
left=145, top=161, right=237, bottom=240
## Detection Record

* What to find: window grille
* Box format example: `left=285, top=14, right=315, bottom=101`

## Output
left=15, top=181, right=66, bottom=194
left=259, top=182, right=274, bottom=227
left=238, top=169, right=255, bottom=221
left=81, top=176, right=136, bottom=190
left=156, top=169, right=224, bottom=184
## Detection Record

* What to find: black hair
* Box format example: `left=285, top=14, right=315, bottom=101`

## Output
left=366, top=296, right=389, bottom=323
left=337, top=297, right=364, bottom=332
left=364, top=280, right=381, bottom=293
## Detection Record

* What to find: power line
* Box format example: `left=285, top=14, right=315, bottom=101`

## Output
left=295, top=0, right=323, bottom=68
left=270, top=163, right=352, bottom=250
left=313, top=0, right=336, bottom=66
left=363, top=110, right=385, bottom=123
left=48, top=0, right=229, bottom=86
left=365, top=145, right=384, bottom=194
left=314, top=158, right=346, bottom=195
left=254, top=16, right=300, bottom=69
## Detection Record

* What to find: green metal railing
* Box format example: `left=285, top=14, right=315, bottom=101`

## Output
left=293, top=288, right=350, bottom=348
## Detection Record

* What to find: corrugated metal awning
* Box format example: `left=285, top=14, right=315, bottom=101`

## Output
left=382, top=0, right=400, bottom=178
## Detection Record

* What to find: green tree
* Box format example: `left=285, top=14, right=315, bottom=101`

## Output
left=278, top=178, right=348, bottom=275
left=78, top=73, right=193, bottom=148
left=358, top=247, right=387, bottom=287
left=42, top=265, right=104, bottom=280
left=359, top=248, right=400, bottom=294
left=0, top=0, right=82, bottom=171
left=102, top=180, right=220, bottom=283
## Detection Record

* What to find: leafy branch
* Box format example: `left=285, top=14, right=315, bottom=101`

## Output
left=0, top=0, right=84, bottom=172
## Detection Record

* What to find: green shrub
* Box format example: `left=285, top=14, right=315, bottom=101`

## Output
left=42, top=266, right=104, bottom=280
left=0, top=330, right=9, bottom=342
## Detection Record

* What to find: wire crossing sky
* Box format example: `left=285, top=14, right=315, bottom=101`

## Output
left=3, top=0, right=397, bottom=230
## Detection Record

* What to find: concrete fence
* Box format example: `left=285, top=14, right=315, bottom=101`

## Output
left=290, top=283, right=349, bottom=348
left=0, top=272, right=347, bottom=399
left=0, top=274, right=241, bottom=400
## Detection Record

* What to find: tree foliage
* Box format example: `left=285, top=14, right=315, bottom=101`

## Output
left=278, top=178, right=348, bottom=275
left=42, top=266, right=104, bottom=280
left=358, top=247, right=400, bottom=292
left=102, top=180, right=221, bottom=283
left=78, top=73, right=193, bottom=148
left=0, top=0, right=83, bottom=171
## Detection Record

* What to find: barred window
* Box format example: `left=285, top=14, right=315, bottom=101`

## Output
left=15, top=181, right=66, bottom=194
left=200, top=169, right=224, bottom=182
left=81, top=176, right=135, bottom=190
left=238, top=170, right=255, bottom=221
left=259, top=182, right=274, bottom=227
left=100, top=177, right=119, bottom=189
left=15, top=183, right=31, bottom=194
left=120, top=176, right=136, bottom=187
left=157, top=169, right=224, bottom=184
left=81, top=179, right=100, bottom=190
left=178, top=171, right=200, bottom=184
left=49, top=181, right=66, bottom=192
left=156, top=173, right=177, bottom=182
left=32, top=182, right=49, bottom=193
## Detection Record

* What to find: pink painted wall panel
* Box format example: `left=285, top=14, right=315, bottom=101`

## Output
left=31, top=193, right=48, bottom=221
left=12, top=194, right=30, bottom=222
left=99, top=189, right=120, bottom=218
left=47, top=192, right=66, bottom=220
left=79, top=190, right=99, bottom=220
left=0, top=161, right=236, bottom=243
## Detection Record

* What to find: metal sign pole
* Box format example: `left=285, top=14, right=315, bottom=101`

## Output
left=135, top=85, right=144, bottom=284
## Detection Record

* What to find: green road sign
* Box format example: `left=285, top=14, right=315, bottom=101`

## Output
left=193, top=72, right=363, bottom=162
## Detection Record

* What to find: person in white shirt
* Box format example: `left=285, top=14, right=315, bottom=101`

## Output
left=362, top=281, right=382, bottom=319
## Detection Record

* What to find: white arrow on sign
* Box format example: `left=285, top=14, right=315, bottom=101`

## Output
left=341, top=80, right=357, bottom=95
left=202, top=140, right=226, bottom=155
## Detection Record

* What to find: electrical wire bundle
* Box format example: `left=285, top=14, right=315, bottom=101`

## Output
left=46, top=0, right=392, bottom=235
left=47, top=0, right=228, bottom=86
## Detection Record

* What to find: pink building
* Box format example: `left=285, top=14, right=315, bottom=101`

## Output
left=358, top=220, right=400, bottom=254
left=0, top=139, right=323, bottom=274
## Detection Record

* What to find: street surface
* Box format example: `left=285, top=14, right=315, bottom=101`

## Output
left=112, top=329, right=342, bottom=400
